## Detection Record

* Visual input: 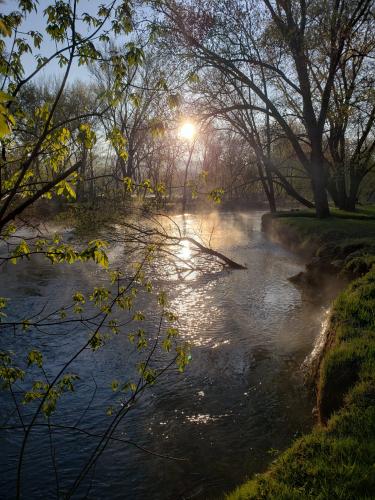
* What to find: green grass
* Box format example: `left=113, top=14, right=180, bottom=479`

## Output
left=228, top=210, right=375, bottom=500
left=276, top=205, right=375, bottom=220
left=263, top=210, right=375, bottom=274
left=227, top=385, right=375, bottom=499
left=271, top=214, right=375, bottom=245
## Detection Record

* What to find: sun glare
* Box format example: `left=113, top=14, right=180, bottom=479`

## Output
left=179, top=122, right=196, bottom=140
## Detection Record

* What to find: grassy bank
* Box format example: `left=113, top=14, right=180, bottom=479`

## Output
left=227, top=210, right=375, bottom=500
left=262, top=209, right=375, bottom=281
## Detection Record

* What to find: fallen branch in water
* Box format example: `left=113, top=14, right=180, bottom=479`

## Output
left=170, top=235, right=246, bottom=269
left=108, top=215, right=247, bottom=271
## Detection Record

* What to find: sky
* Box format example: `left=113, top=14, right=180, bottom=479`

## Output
left=2, top=0, right=116, bottom=84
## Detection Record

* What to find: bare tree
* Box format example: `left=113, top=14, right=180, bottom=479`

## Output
left=150, top=0, right=373, bottom=217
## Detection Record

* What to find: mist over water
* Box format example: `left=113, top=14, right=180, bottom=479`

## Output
left=0, top=211, right=336, bottom=499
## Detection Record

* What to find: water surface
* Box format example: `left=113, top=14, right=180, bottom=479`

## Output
left=0, top=211, right=331, bottom=499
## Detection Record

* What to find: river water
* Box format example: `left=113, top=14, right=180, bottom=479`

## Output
left=0, top=211, right=332, bottom=499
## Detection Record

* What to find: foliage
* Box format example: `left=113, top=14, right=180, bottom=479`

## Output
left=0, top=0, right=145, bottom=231
left=0, top=2, right=194, bottom=498
left=0, top=235, right=191, bottom=496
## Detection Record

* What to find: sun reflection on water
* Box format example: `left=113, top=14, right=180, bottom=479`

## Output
left=138, top=212, right=252, bottom=346
left=177, top=241, right=193, bottom=261
left=170, top=281, right=227, bottom=347
left=186, top=413, right=230, bottom=424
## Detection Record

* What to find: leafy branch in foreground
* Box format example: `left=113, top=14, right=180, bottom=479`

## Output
left=0, top=0, right=145, bottom=232
left=0, top=243, right=190, bottom=498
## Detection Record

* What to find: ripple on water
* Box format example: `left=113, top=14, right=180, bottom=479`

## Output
left=0, top=211, right=329, bottom=500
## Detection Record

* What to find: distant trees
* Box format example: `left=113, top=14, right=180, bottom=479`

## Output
left=151, top=0, right=374, bottom=216
left=92, top=51, right=157, bottom=182
left=194, top=69, right=315, bottom=211
left=88, top=45, right=197, bottom=205
left=14, top=80, right=101, bottom=204
left=0, top=1, right=374, bottom=220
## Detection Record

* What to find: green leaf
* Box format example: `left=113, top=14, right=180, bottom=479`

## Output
left=130, top=93, right=141, bottom=107
left=0, top=19, right=12, bottom=37
left=27, top=350, right=43, bottom=368
left=22, top=319, right=30, bottom=331
left=167, top=93, right=181, bottom=108
left=209, top=188, right=225, bottom=204
left=158, top=291, right=167, bottom=307
left=73, top=292, right=85, bottom=303
left=133, top=311, right=145, bottom=321
left=162, top=338, right=171, bottom=352
left=123, top=176, right=134, bottom=192
left=89, top=332, right=103, bottom=351
left=188, top=72, right=200, bottom=84
left=166, top=327, right=179, bottom=338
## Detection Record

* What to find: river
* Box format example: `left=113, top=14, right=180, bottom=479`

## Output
left=0, top=211, right=333, bottom=499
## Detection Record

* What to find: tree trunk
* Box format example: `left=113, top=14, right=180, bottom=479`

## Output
left=264, top=163, right=276, bottom=213
left=267, top=189, right=277, bottom=213
left=328, top=169, right=361, bottom=212
left=347, top=175, right=361, bottom=211
left=266, top=160, right=314, bottom=209
left=311, top=170, right=330, bottom=217
left=327, top=179, right=339, bottom=207
left=182, top=141, right=195, bottom=213
left=310, top=147, right=330, bottom=217
left=76, top=147, right=87, bottom=202
left=335, top=171, right=349, bottom=210
left=88, top=152, right=95, bottom=205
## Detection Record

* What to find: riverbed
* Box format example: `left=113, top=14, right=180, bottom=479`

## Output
left=0, top=211, right=333, bottom=499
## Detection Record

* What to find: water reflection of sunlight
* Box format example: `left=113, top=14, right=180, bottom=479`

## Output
left=170, top=282, right=226, bottom=347
left=147, top=213, right=252, bottom=346
left=186, top=413, right=230, bottom=424
left=145, top=212, right=254, bottom=283
left=212, top=339, right=230, bottom=349
left=177, top=240, right=193, bottom=261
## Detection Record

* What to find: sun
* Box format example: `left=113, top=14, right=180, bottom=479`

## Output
left=179, top=121, right=196, bottom=140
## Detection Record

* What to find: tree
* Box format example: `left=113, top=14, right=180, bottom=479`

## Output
left=325, top=20, right=375, bottom=210
left=0, top=5, right=248, bottom=497
left=0, top=3, right=190, bottom=498
left=150, top=0, right=373, bottom=217
left=193, top=68, right=315, bottom=210
left=0, top=0, right=140, bottom=231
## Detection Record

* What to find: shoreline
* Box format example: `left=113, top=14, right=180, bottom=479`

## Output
left=227, top=210, right=375, bottom=499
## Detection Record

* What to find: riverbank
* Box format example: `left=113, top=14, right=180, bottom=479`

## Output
left=227, top=209, right=375, bottom=499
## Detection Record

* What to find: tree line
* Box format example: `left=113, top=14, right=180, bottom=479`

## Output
left=1, top=0, right=374, bottom=226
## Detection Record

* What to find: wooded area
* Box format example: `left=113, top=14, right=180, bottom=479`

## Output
left=0, top=1, right=374, bottom=499
left=0, top=0, right=374, bottom=226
